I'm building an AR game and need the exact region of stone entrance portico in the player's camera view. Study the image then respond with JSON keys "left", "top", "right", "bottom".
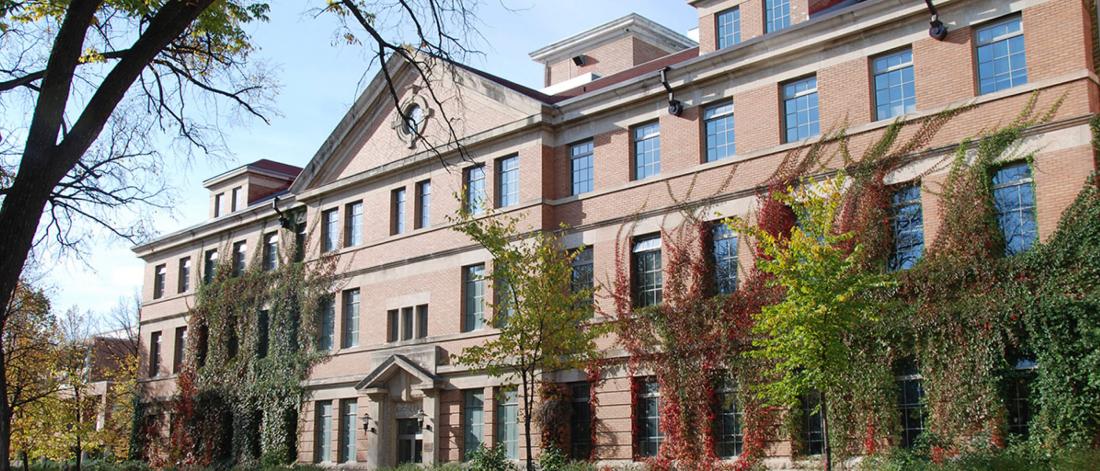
{"left": 354, "top": 348, "right": 444, "bottom": 467}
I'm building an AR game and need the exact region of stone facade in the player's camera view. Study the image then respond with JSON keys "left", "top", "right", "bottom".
{"left": 133, "top": 0, "right": 1100, "bottom": 468}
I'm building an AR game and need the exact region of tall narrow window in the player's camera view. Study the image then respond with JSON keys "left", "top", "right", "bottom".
{"left": 889, "top": 185, "right": 924, "bottom": 271}
{"left": 714, "top": 379, "right": 743, "bottom": 458}
{"left": 569, "top": 382, "right": 592, "bottom": 460}
{"left": 339, "top": 399, "right": 358, "bottom": 463}
{"left": 294, "top": 219, "right": 307, "bottom": 263}
{"left": 716, "top": 8, "right": 741, "bottom": 49}
{"left": 897, "top": 376, "right": 926, "bottom": 448}
{"left": 783, "top": 76, "right": 820, "bottom": 143}
{"left": 315, "top": 400, "right": 333, "bottom": 463}
{"left": 765, "top": 0, "right": 791, "bottom": 33}
{"left": 149, "top": 331, "right": 162, "bottom": 377}
{"left": 463, "top": 264, "right": 486, "bottom": 332}
{"left": 341, "top": 289, "right": 360, "bottom": 348}
{"left": 213, "top": 193, "right": 224, "bottom": 218}
{"left": 632, "top": 122, "right": 661, "bottom": 180}
{"left": 873, "top": 49, "right": 916, "bottom": 120}
{"left": 256, "top": 310, "right": 269, "bottom": 359}
{"left": 1006, "top": 359, "right": 1036, "bottom": 437}
{"left": 262, "top": 232, "right": 278, "bottom": 271}
{"left": 387, "top": 309, "right": 399, "bottom": 343}
{"left": 318, "top": 298, "right": 335, "bottom": 352}
{"left": 232, "top": 241, "right": 247, "bottom": 276}
{"left": 633, "top": 236, "right": 663, "bottom": 307}
{"left": 571, "top": 247, "right": 594, "bottom": 309}
{"left": 713, "top": 224, "right": 739, "bottom": 294}
{"left": 704, "top": 101, "right": 735, "bottom": 162}
{"left": 178, "top": 257, "right": 191, "bottom": 293}
{"left": 231, "top": 186, "right": 242, "bottom": 212}
{"left": 153, "top": 264, "right": 166, "bottom": 299}
{"left": 801, "top": 392, "right": 825, "bottom": 455}
{"left": 203, "top": 249, "right": 218, "bottom": 284}
{"left": 494, "top": 277, "right": 513, "bottom": 327}
{"left": 464, "top": 165, "right": 486, "bottom": 216}
{"left": 637, "top": 378, "right": 662, "bottom": 457}
{"left": 391, "top": 188, "right": 407, "bottom": 235}
{"left": 172, "top": 326, "right": 187, "bottom": 374}
{"left": 322, "top": 208, "right": 339, "bottom": 253}
{"left": 415, "top": 180, "right": 431, "bottom": 229}
{"left": 976, "top": 16, "right": 1027, "bottom": 95}
{"left": 496, "top": 155, "right": 519, "bottom": 208}
{"left": 345, "top": 201, "right": 363, "bottom": 247}
{"left": 496, "top": 389, "right": 519, "bottom": 459}
{"left": 462, "top": 390, "right": 484, "bottom": 459}
{"left": 401, "top": 306, "right": 414, "bottom": 341}
{"left": 416, "top": 305, "right": 429, "bottom": 339}
{"left": 570, "top": 140, "right": 594, "bottom": 196}
{"left": 993, "top": 162, "right": 1037, "bottom": 255}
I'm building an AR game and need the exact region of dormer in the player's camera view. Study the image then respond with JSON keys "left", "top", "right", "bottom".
{"left": 203, "top": 159, "right": 302, "bottom": 219}
{"left": 529, "top": 13, "right": 696, "bottom": 93}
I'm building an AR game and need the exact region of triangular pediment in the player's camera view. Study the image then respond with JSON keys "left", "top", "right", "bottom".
{"left": 289, "top": 54, "right": 549, "bottom": 194}
{"left": 355, "top": 354, "right": 441, "bottom": 392}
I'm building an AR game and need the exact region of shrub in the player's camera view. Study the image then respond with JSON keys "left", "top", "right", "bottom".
{"left": 466, "top": 445, "right": 517, "bottom": 471}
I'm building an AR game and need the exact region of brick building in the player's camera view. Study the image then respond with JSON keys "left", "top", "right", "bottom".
{"left": 133, "top": 0, "right": 1100, "bottom": 467}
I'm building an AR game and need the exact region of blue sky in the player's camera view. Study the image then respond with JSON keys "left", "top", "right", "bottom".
{"left": 47, "top": 0, "right": 699, "bottom": 319}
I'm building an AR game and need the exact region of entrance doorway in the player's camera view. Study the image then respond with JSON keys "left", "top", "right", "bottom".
{"left": 396, "top": 418, "right": 423, "bottom": 463}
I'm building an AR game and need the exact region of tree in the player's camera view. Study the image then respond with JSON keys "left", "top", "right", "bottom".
{"left": 3, "top": 279, "right": 61, "bottom": 469}
{"left": 451, "top": 208, "right": 606, "bottom": 471}
{"left": 729, "top": 175, "right": 889, "bottom": 471}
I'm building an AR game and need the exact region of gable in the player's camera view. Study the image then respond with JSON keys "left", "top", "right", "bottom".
{"left": 292, "top": 56, "right": 547, "bottom": 192}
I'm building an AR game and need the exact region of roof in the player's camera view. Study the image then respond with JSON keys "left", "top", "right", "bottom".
{"left": 202, "top": 158, "right": 303, "bottom": 188}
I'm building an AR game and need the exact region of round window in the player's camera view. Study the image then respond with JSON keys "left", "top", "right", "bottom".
{"left": 403, "top": 104, "right": 424, "bottom": 135}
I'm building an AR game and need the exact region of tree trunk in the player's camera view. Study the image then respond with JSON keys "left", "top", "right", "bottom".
{"left": 19, "top": 451, "right": 27, "bottom": 471}
{"left": 522, "top": 371, "right": 534, "bottom": 471}
{"left": 0, "top": 339, "right": 11, "bottom": 471}
{"left": 821, "top": 391, "right": 832, "bottom": 471}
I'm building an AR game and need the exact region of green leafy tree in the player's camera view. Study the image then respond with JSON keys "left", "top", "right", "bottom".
{"left": 730, "top": 174, "right": 890, "bottom": 471}
{"left": 451, "top": 207, "right": 606, "bottom": 471}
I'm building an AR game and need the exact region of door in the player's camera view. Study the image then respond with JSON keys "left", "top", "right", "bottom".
{"left": 396, "top": 418, "right": 423, "bottom": 463}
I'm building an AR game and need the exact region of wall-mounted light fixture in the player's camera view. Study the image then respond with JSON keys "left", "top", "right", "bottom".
{"left": 924, "top": 0, "right": 948, "bottom": 40}
{"left": 415, "top": 409, "right": 432, "bottom": 432}
{"left": 659, "top": 66, "right": 683, "bottom": 116}
{"left": 360, "top": 411, "right": 375, "bottom": 434}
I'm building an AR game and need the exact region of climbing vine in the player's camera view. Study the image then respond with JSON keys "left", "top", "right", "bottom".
{"left": 147, "top": 218, "right": 339, "bottom": 467}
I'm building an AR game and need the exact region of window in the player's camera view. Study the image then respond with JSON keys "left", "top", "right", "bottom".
{"left": 231, "top": 186, "right": 242, "bottom": 212}
{"left": 462, "top": 390, "right": 484, "bottom": 459}
{"left": 149, "top": 331, "right": 162, "bottom": 377}
{"left": 496, "top": 155, "right": 519, "bottom": 208}
{"left": 178, "top": 257, "right": 191, "bottom": 293}
{"left": 636, "top": 378, "right": 662, "bottom": 457}
{"left": 783, "top": 76, "right": 820, "bottom": 143}
{"left": 386, "top": 304, "right": 429, "bottom": 342}
{"left": 339, "top": 399, "right": 357, "bottom": 463}
{"left": 464, "top": 165, "right": 487, "bottom": 216}
{"left": 496, "top": 388, "right": 519, "bottom": 459}
{"left": 387, "top": 309, "right": 399, "bottom": 343}
{"left": 256, "top": 310, "right": 269, "bottom": 359}
{"left": 322, "top": 209, "right": 339, "bottom": 252}
{"left": 1005, "top": 359, "right": 1036, "bottom": 437}
{"left": 765, "top": 0, "right": 791, "bottom": 33}
{"left": 896, "top": 363, "right": 926, "bottom": 448}
{"left": 153, "top": 264, "right": 166, "bottom": 299}
{"left": 214, "top": 193, "right": 224, "bottom": 217}
{"left": 401, "top": 306, "right": 414, "bottom": 341}
{"left": 203, "top": 249, "right": 218, "bottom": 284}
{"left": 993, "top": 162, "right": 1037, "bottom": 255}
{"left": 571, "top": 247, "right": 594, "bottom": 309}
{"left": 294, "top": 219, "right": 307, "bottom": 263}
{"left": 402, "top": 104, "right": 424, "bottom": 136}
{"left": 319, "top": 298, "right": 335, "bottom": 351}
{"left": 262, "top": 232, "right": 278, "bottom": 271}
{"left": 391, "top": 188, "right": 406, "bottom": 235}
{"left": 173, "top": 326, "right": 187, "bottom": 374}
{"left": 232, "top": 241, "right": 247, "bottom": 276}
{"left": 315, "top": 400, "right": 333, "bottom": 463}
{"left": 714, "top": 379, "right": 743, "bottom": 458}
{"left": 415, "top": 180, "right": 431, "bottom": 229}
{"left": 801, "top": 392, "right": 825, "bottom": 455}
{"left": 976, "top": 16, "right": 1027, "bottom": 95}
{"left": 704, "top": 101, "right": 735, "bottom": 162}
{"left": 569, "top": 382, "right": 592, "bottom": 460}
{"left": 416, "top": 305, "right": 429, "bottom": 339}
{"left": 345, "top": 201, "right": 363, "bottom": 247}
{"left": 633, "top": 236, "right": 662, "bottom": 308}
{"left": 341, "top": 289, "right": 360, "bottom": 348}
{"left": 494, "top": 277, "right": 513, "bottom": 327}
{"left": 570, "top": 140, "right": 594, "bottom": 196}
{"left": 716, "top": 8, "right": 741, "bottom": 49}
{"left": 889, "top": 185, "right": 924, "bottom": 271}
{"left": 713, "top": 224, "right": 739, "bottom": 294}
{"left": 463, "top": 264, "right": 486, "bottom": 332}
{"left": 873, "top": 49, "right": 916, "bottom": 120}
{"left": 633, "top": 122, "right": 661, "bottom": 180}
